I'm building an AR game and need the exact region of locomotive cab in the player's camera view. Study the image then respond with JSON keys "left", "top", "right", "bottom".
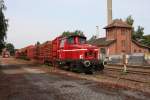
{"left": 58, "top": 34, "right": 104, "bottom": 74}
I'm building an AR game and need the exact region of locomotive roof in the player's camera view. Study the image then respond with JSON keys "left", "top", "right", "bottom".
{"left": 62, "top": 34, "right": 86, "bottom": 38}
{"left": 61, "top": 31, "right": 86, "bottom": 38}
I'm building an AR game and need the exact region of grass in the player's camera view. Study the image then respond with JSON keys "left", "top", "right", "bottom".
{"left": 19, "top": 56, "right": 30, "bottom": 61}
{"left": 120, "top": 71, "right": 129, "bottom": 75}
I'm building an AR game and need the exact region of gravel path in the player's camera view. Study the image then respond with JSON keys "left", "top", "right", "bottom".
{"left": 0, "top": 58, "right": 149, "bottom": 100}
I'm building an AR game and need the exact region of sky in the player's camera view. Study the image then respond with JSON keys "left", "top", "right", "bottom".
{"left": 4, "top": 0, "right": 150, "bottom": 48}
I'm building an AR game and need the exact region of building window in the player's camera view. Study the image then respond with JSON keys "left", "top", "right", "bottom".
{"left": 122, "top": 50, "right": 125, "bottom": 53}
{"left": 121, "top": 29, "right": 127, "bottom": 35}
{"left": 100, "top": 48, "right": 106, "bottom": 54}
{"left": 121, "top": 29, "right": 128, "bottom": 35}
{"left": 134, "top": 49, "right": 137, "bottom": 53}
{"left": 121, "top": 40, "right": 126, "bottom": 48}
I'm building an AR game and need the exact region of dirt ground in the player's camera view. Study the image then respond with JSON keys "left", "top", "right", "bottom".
{"left": 0, "top": 58, "right": 150, "bottom": 100}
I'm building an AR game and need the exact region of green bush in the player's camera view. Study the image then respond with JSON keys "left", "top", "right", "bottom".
{"left": 19, "top": 56, "right": 30, "bottom": 61}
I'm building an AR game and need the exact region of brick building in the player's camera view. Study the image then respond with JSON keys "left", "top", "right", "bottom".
{"left": 90, "top": 19, "right": 150, "bottom": 56}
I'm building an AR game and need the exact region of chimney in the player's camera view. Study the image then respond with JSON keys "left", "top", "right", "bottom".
{"left": 107, "top": 0, "right": 112, "bottom": 24}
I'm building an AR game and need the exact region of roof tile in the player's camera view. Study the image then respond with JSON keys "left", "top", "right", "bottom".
{"left": 104, "top": 19, "right": 132, "bottom": 29}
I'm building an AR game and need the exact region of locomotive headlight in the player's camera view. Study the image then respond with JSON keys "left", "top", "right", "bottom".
{"left": 80, "top": 54, "right": 84, "bottom": 59}
{"left": 83, "top": 60, "right": 91, "bottom": 67}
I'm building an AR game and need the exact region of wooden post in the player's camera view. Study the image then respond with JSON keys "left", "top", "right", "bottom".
{"left": 123, "top": 53, "right": 127, "bottom": 73}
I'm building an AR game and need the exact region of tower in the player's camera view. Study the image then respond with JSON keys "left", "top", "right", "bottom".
{"left": 104, "top": 19, "right": 132, "bottom": 54}
{"left": 107, "top": 0, "right": 112, "bottom": 24}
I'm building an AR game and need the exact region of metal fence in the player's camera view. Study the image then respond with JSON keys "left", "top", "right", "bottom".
{"left": 107, "top": 53, "right": 150, "bottom": 66}
{"left": 145, "top": 53, "right": 150, "bottom": 65}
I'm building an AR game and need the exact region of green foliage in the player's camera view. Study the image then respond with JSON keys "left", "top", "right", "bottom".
{"left": 62, "top": 30, "right": 85, "bottom": 37}
{"left": 126, "top": 15, "right": 135, "bottom": 39}
{"left": 141, "top": 35, "right": 150, "bottom": 47}
{"left": 126, "top": 15, "right": 134, "bottom": 26}
{"left": 19, "top": 56, "right": 30, "bottom": 61}
{"left": 5, "top": 43, "right": 15, "bottom": 56}
{"left": 62, "top": 31, "right": 70, "bottom": 36}
{"left": 126, "top": 15, "right": 144, "bottom": 40}
{"left": 0, "top": 0, "right": 8, "bottom": 52}
{"left": 74, "top": 30, "right": 84, "bottom": 36}
{"left": 126, "top": 15, "right": 150, "bottom": 47}
{"left": 133, "top": 26, "right": 144, "bottom": 40}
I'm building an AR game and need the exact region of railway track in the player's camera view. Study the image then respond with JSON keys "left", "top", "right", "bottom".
{"left": 105, "top": 67, "right": 150, "bottom": 76}
{"left": 107, "top": 64, "right": 150, "bottom": 69}
{"left": 105, "top": 64, "right": 150, "bottom": 75}
{"left": 98, "top": 65, "right": 150, "bottom": 84}
{"left": 102, "top": 73, "right": 149, "bottom": 84}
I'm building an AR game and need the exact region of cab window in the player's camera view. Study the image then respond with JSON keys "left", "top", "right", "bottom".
{"left": 79, "top": 37, "right": 86, "bottom": 44}
{"left": 60, "top": 39, "right": 65, "bottom": 48}
{"left": 67, "top": 37, "right": 74, "bottom": 44}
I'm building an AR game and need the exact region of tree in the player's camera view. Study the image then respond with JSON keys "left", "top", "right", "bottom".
{"left": 62, "top": 31, "right": 70, "bottom": 36}
{"left": 126, "top": 16, "right": 150, "bottom": 47}
{"left": 35, "top": 41, "right": 40, "bottom": 58}
{"left": 5, "top": 43, "right": 15, "bottom": 56}
{"left": 126, "top": 15, "right": 136, "bottom": 40}
{"left": 35, "top": 41, "right": 40, "bottom": 45}
{"left": 141, "top": 35, "right": 150, "bottom": 47}
{"left": 0, "top": 0, "right": 8, "bottom": 52}
{"left": 134, "top": 26, "right": 144, "bottom": 41}
{"left": 74, "top": 30, "right": 84, "bottom": 36}
{"left": 126, "top": 16, "right": 144, "bottom": 40}
{"left": 126, "top": 15, "right": 134, "bottom": 26}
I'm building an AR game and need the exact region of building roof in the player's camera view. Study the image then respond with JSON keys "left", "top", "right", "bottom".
{"left": 132, "top": 40, "right": 150, "bottom": 49}
{"left": 88, "top": 38, "right": 116, "bottom": 46}
{"left": 104, "top": 19, "right": 132, "bottom": 29}
{"left": 143, "top": 34, "right": 150, "bottom": 38}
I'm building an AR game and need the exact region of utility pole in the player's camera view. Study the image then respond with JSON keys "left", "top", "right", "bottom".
{"left": 107, "top": 0, "right": 112, "bottom": 24}
{"left": 96, "top": 26, "right": 99, "bottom": 39}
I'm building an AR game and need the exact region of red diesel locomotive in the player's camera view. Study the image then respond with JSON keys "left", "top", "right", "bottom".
{"left": 16, "top": 32, "right": 104, "bottom": 74}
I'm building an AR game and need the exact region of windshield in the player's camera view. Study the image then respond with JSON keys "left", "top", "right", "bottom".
{"left": 79, "top": 37, "right": 86, "bottom": 44}
{"left": 67, "top": 36, "right": 86, "bottom": 44}
{"left": 67, "top": 37, "right": 74, "bottom": 44}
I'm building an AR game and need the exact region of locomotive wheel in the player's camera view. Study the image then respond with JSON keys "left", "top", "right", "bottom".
{"left": 100, "top": 63, "right": 104, "bottom": 70}
{"left": 70, "top": 63, "right": 75, "bottom": 71}
{"left": 84, "top": 67, "right": 93, "bottom": 74}
{"left": 70, "top": 62, "right": 84, "bottom": 73}
{"left": 98, "top": 63, "right": 104, "bottom": 71}
{"left": 94, "top": 63, "right": 104, "bottom": 71}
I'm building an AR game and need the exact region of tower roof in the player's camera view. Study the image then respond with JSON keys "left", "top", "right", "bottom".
{"left": 104, "top": 19, "right": 132, "bottom": 29}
